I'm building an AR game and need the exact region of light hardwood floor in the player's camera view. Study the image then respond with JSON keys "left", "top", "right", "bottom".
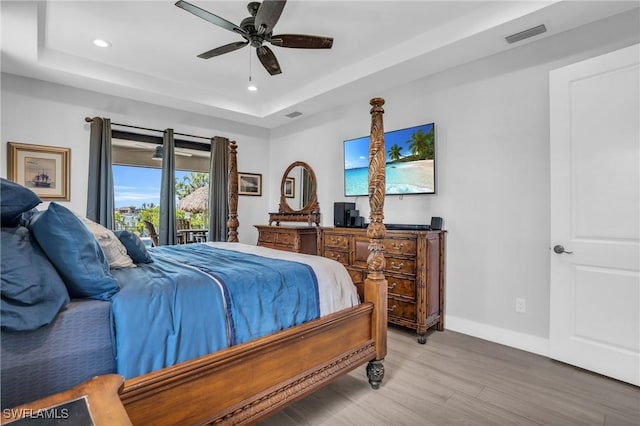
{"left": 260, "top": 326, "right": 639, "bottom": 426}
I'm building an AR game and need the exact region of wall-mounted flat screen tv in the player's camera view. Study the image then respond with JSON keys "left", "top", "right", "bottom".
{"left": 343, "top": 122, "right": 435, "bottom": 197}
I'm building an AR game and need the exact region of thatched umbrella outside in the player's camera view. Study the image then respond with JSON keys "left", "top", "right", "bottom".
{"left": 178, "top": 186, "right": 209, "bottom": 226}
{"left": 178, "top": 186, "right": 209, "bottom": 212}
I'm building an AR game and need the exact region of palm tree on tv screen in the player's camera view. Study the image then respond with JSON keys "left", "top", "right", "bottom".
{"left": 388, "top": 144, "right": 403, "bottom": 162}
{"left": 407, "top": 128, "right": 435, "bottom": 160}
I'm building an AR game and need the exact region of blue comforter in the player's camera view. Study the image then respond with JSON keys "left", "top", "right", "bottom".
{"left": 111, "top": 244, "right": 319, "bottom": 379}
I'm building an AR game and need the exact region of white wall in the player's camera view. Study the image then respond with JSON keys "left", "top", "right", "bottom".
{"left": 270, "top": 10, "right": 640, "bottom": 350}
{"left": 0, "top": 75, "right": 270, "bottom": 244}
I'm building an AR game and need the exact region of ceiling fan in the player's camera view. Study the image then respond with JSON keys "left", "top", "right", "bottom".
{"left": 124, "top": 142, "right": 194, "bottom": 159}
{"left": 175, "top": 0, "right": 333, "bottom": 76}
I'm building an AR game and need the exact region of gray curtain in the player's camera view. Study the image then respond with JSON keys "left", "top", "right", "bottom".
{"left": 208, "top": 136, "right": 229, "bottom": 242}
{"left": 159, "top": 129, "right": 176, "bottom": 245}
{"left": 86, "top": 117, "right": 114, "bottom": 228}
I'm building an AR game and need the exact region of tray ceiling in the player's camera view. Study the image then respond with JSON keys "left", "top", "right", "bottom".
{"left": 2, "top": 1, "right": 638, "bottom": 128}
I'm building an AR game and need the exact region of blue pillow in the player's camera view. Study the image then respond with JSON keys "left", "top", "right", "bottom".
{"left": 28, "top": 203, "right": 119, "bottom": 300}
{"left": 1, "top": 226, "right": 70, "bottom": 331}
{"left": 114, "top": 230, "right": 153, "bottom": 264}
{"left": 0, "top": 178, "right": 41, "bottom": 227}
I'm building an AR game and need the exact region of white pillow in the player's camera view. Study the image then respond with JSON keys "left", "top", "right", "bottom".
{"left": 78, "top": 216, "right": 135, "bottom": 269}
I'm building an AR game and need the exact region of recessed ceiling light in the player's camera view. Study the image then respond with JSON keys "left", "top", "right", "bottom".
{"left": 92, "top": 39, "right": 111, "bottom": 48}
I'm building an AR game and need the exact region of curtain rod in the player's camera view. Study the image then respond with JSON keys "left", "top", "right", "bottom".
{"left": 84, "top": 117, "right": 212, "bottom": 141}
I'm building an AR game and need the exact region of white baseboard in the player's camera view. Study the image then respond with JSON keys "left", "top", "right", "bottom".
{"left": 445, "top": 315, "right": 550, "bottom": 358}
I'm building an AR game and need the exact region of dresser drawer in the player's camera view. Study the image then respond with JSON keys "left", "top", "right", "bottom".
{"left": 275, "top": 232, "right": 295, "bottom": 247}
{"left": 258, "top": 231, "right": 277, "bottom": 244}
{"left": 323, "top": 234, "right": 350, "bottom": 250}
{"left": 388, "top": 297, "right": 416, "bottom": 322}
{"left": 323, "top": 249, "right": 349, "bottom": 266}
{"left": 386, "top": 275, "right": 415, "bottom": 299}
{"left": 386, "top": 257, "right": 416, "bottom": 275}
{"left": 384, "top": 238, "right": 417, "bottom": 256}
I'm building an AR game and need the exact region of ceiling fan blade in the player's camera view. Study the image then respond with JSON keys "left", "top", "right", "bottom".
{"left": 254, "top": 0, "right": 286, "bottom": 35}
{"left": 270, "top": 34, "right": 333, "bottom": 49}
{"left": 257, "top": 46, "right": 282, "bottom": 76}
{"left": 175, "top": 0, "right": 247, "bottom": 36}
{"left": 197, "top": 41, "right": 249, "bottom": 59}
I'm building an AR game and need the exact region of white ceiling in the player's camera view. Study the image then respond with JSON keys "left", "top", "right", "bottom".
{"left": 2, "top": 1, "right": 638, "bottom": 129}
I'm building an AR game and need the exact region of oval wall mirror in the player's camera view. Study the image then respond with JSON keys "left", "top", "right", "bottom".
{"left": 278, "top": 161, "right": 319, "bottom": 214}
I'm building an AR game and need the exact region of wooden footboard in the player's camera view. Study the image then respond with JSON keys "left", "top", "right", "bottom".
{"left": 121, "top": 304, "right": 376, "bottom": 425}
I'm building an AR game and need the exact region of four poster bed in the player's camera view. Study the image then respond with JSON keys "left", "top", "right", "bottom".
{"left": 1, "top": 98, "right": 389, "bottom": 425}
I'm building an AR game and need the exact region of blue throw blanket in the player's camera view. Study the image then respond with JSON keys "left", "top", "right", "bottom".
{"left": 111, "top": 244, "right": 319, "bottom": 379}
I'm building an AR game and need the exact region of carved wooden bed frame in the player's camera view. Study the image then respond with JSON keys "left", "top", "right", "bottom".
{"left": 118, "top": 98, "right": 389, "bottom": 425}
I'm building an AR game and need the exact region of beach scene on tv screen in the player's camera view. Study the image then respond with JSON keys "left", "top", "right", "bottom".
{"left": 344, "top": 123, "right": 435, "bottom": 196}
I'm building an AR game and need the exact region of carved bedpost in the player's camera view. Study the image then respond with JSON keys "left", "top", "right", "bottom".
{"left": 227, "top": 141, "right": 239, "bottom": 243}
{"left": 365, "top": 97, "right": 388, "bottom": 389}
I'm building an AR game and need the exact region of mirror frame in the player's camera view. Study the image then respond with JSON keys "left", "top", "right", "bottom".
{"left": 278, "top": 161, "right": 319, "bottom": 214}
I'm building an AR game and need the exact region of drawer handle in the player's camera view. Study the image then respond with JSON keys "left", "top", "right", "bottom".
{"left": 388, "top": 304, "right": 397, "bottom": 312}
{"left": 330, "top": 237, "right": 340, "bottom": 244}
{"left": 391, "top": 242, "right": 405, "bottom": 250}
{"left": 331, "top": 254, "right": 341, "bottom": 261}
{"left": 390, "top": 262, "right": 404, "bottom": 271}
{"left": 389, "top": 282, "right": 397, "bottom": 290}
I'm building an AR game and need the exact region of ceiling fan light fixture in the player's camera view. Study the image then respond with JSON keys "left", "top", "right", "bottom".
{"left": 92, "top": 39, "right": 111, "bottom": 48}
{"left": 247, "top": 76, "right": 258, "bottom": 91}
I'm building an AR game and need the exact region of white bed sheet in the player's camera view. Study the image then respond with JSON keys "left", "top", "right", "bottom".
{"left": 206, "top": 242, "right": 360, "bottom": 316}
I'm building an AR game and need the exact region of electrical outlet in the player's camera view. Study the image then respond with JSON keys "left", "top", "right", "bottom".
{"left": 516, "top": 297, "right": 526, "bottom": 313}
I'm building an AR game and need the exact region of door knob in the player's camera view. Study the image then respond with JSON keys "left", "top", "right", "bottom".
{"left": 553, "top": 245, "right": 573, "bottom": 254}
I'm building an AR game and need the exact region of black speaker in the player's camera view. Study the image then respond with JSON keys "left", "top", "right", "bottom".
{"left": 430, "top": 216, "right": 443, "bottom": 230}
{"left": 334, "top": 202, "right": 356, "bottom": 227}
{"left": 347, "top": 209, "right": 360, "bottom": 227}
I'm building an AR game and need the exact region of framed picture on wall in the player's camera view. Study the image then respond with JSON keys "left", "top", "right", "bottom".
{"left": 7, "top": 142, "right": 71, "bottom": 201}
{"left": 238, "top": 172, "right": 262, "bottom": 196}
{"left": 284, "top": 177, "right": 295, "bottom": 198}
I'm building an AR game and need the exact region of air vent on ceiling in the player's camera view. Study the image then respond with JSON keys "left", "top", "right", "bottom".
{"left": 505, "top": 24, "right": 547, "bottom": 44}
{"left": 286, "top": 111, "right": 303, "bottom": 118}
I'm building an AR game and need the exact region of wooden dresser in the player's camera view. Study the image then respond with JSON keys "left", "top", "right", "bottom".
{"left": 255, "top": 225, "right": 318, "bottom": 255}
{"left": 318, "top": 227, "right": 446, "bottom": 343}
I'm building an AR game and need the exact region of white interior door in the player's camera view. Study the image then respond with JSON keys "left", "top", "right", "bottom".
{"left": 549, "top": 44, "right": 640, "bottom": 386}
